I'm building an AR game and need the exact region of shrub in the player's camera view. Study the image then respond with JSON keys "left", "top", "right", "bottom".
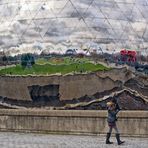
{"left": 21, "top": 53, "right": 35, "bottom": 68}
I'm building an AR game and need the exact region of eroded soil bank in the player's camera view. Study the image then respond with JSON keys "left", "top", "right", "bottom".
{"left": 0, "top": 68, "right": 147, "bottom": 110}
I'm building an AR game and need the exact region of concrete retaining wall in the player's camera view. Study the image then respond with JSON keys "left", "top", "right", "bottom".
{"left": 0, "top": 110, "right": 147, "bottom": 137}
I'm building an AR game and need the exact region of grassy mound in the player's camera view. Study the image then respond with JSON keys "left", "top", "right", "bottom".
{"left": 0, "top": 57, "right": 110, "bottom": 75}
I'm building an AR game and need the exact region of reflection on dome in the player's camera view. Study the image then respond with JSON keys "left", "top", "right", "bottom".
{"left": 0, "top": 0, "right": 147, "bottom": 55}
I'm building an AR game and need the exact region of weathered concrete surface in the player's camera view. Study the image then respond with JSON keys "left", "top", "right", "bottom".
{"left": 0, "top": 110, "right": 147, "bottom": 137}
{"left": 0, "top": 68, "right": 132, "bottom": 101}
{"left": 0, "top": 132, "right": 147, "bottom": 148}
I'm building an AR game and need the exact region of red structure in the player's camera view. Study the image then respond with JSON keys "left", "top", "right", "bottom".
{"left": 120, "top": 49, "right": 137, "bottom": 63}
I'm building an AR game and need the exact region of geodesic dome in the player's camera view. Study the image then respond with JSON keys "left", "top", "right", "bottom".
{"left": 0, "top": 0, "right": 148, "bottom": 55}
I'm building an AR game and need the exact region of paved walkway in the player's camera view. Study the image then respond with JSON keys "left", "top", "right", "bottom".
{"left": 0, "top": 132, "right": 147, "bottom": 148}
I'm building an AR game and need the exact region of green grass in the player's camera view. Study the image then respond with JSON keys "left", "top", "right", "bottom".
{"left": 36, "top": 57, "right": 91, "bottom": 65}
{"left": 0, "top": 57, "right": 111, "bottom": 76}
{"left": 36, "top": 58, "right": 48, "bottom": 65}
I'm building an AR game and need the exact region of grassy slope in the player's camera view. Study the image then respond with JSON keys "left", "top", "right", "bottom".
{"left": 0, "top": 58, "right": 110, "bottom": 75}
{"left": 36, "top": 57, "right": 91, "bottom": 65}
{"left": 0, "top": 63, "right": 109, "bottom": 75}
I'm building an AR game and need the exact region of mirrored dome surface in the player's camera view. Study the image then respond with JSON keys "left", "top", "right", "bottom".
{"left": 0, "top": 0, "right": 148, "bottom": 54}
